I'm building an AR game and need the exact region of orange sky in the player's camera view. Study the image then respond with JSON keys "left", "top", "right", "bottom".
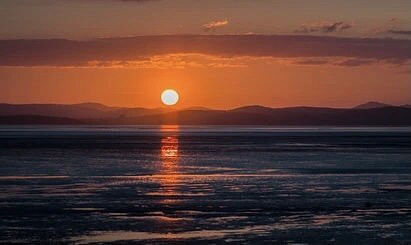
{"left": 0, "top": 58, "right": 409, "bottom": 109}
{"left": 0, "top": 0, "right": 410, "bottom": 108}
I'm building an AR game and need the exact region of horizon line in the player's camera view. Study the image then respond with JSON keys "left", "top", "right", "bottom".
{"left": 0, "top": 101, "right": 410, "bottom": 110}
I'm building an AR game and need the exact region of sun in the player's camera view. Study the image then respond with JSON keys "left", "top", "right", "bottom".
{"left": 161, "top": 89, "right": 179, "bottom": 106}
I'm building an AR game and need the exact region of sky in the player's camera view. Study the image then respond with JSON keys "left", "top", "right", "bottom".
{"left": 0, "top": 0, "right": 410, "bottom": 109}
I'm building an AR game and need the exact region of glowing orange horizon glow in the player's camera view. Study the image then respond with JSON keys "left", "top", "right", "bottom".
{"left": 0, "top": 59, "right": 409, "bottom": 109}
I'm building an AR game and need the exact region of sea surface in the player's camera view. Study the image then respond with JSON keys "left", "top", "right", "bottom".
{"left": 0, "top": 126, "right": 410, "bottom": 244}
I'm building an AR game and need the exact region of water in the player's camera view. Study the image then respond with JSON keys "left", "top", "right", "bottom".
{"left": 0, "top": 126, "right": 410, "bottom": 244}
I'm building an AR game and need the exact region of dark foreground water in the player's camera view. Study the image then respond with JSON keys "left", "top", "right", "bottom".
{"left": 0, "top": 126, "right": 410, "bottom": 244}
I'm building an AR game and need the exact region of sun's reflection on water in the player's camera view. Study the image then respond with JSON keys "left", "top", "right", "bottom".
{"left": 158, "top": 126, "right": 181, "bottom": 203}
{"left": 161, "top": 136, "right": 179, "bottom": 166}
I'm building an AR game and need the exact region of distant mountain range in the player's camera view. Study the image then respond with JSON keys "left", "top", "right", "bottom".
{"left": 0, "top": 102, "right": 410, "bottom": 126}
{"left": 353, "top": 101, "right": 392, "bottom": 109}
{"left": 352, "top": 101, "right": 411, "bottom": 110}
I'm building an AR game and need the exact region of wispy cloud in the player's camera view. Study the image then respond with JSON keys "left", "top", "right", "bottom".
{"left": 387, "top": 30, "right": 411, "bottom": 35}
{"left": 87, "top": 53, "right": 247, "bottom": 69}
{"left": 334, "top": 58, "right": 376, "bottom": 67}
{"left": 293, "top": 59, "right": 330, "bottom": 65}
{"left": 296, "top": 21, "right": 353, "bottom": 33}
{"left": 370, "top": 18, "right": 411, "bottom": 37}
{"left": 202, "top": 20, "right": 228, "bottom": 32}
{"left": 291, "top": 57, "right": 408, "bottom": 67}
{"left": 69, "top": 55, "right": 409, "bottom": 69}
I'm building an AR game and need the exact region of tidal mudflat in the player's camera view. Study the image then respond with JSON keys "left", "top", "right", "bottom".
{"left": 0, "top": 126, "right": 410, "bottom": 244}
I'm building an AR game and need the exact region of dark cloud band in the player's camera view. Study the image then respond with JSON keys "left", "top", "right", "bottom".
{"left": 388, "top": 30, "right": 411, "bottom": 35}
{"left": 295, "top": 22, "right": 353, "bottom": 33}
{"left": 0, "top": 35, "right": 409, "bottom": 67}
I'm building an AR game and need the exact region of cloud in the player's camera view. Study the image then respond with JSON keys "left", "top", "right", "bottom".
{"left": 202, "top": 20, "right": 228, "bottom": 32}
{"left": 290, "top": 57, "right": 410, "bottom": 67}
{"left": 334, "top": 58, "right": 376, "bottom": 67}
{"left": 296, "top": 21, "right": 353, "bottom": 33}
{"left": 388, "top": 30, "right": 411, "bottom": 35}
{"left": 371, "top": 18, "right": 411, "bottom": 37}
{"left": 86, "top": 53, "right": 247, "bottom": 69}
{"left": 0, "top": 35, "right": 409, "bottom": 67}
{"left": 79, "top": 55, "right": 408, "bottom": 69}
{"left": 294, "top": 59, "right": 330, "bottom": 65}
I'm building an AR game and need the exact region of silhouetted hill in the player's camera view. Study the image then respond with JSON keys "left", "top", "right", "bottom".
{"left": 0, "top": 115, "right": 81, "bottom": 125}
{"left": 0, "top": 103, "right": 411, "bottom": 125}
{"left": 231, "top": 105, "right": 274, "bottom": 114}
{"left": 107, "top": 107, "right": 171, "bottom": 118}
{"left": 0, "top": 103, "right": 168, "bottom": 119}
{"left": 184, "top": 106, "right": 212, "bottom": 111}
{"left": 0, "top": 103, "right": 111, "bottom": 119}
{"left": 73, "top": 102, "right": 117, "bottom": 111}
{"left": 354, "top": 101, "right": 392, "bottom": 109}
{"left": 98, "top": 106, "right": 411, "bottom": 126}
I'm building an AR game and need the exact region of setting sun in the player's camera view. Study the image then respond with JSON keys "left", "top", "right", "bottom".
{"left": 161, "top": 89, "right": 179, "bottom": 106}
